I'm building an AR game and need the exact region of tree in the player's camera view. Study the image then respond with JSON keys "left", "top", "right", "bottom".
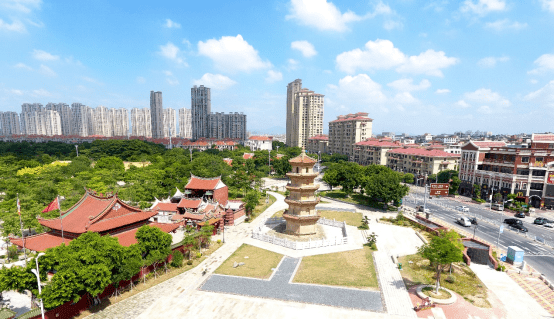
{"left": 493, "top": 193, "right": 503, "bottom": 203}
{"left": 418, "top": 233, "right": 464, "bottom": 294}
{"left": 364, "top": 170, "right": 409, "bottom": 206}
{"left": 244, "top": 191, "right": 260, "bottom": 217}
{"left": 95, "top": 156, "right": 125, "bottom": 171}
{"left": 135, "top": 225, "right": 172, "bottom": 275}
{"left": 403, "top": 173, "right": 415, "bottom": 184}
{"left": 473, "top": 184, "right": 481, "bottom": 199}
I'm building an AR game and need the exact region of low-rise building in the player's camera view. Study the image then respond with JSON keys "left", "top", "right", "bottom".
{"left": 245, "top": 135, "right": 273, "bottom": 151}
{"left": 306, "top": 134, "right": 329, "bottom": 154}
{"left": 353, "top": 139, "right": 416, "bottom": 166}
{"left": 328, "top": 112, "right": 372, "bottom": 160}
{"left": 386, "top": 148, "right": 460, "bottom": 177}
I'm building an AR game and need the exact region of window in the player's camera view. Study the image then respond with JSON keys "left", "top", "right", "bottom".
{"left": 521, "top": 157, "right": 529, "bottom": 163}
{"left": 536, "top": 157, "right": 544, "bottom": 162}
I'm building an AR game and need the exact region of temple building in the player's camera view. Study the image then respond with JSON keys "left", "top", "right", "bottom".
{"left": 10, "top": 190, "right": 179, "bottom": 252}
{"left": 283, "top": 150, "right": 320, "bottom": 235}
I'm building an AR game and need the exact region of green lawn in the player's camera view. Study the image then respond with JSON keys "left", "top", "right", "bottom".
{"left": 319, "top": 190, "right": 398, "bottom": 211}
{"left": 247, "top": 194, "right": 276, "bottom": 222}
{"left": 398, "top": 254, "right": 491, "bottom": 308}
{"left": 293, "top": 246, "right": 378, "bottom": 289}
{"left": 272, "top": 209, "right": 285, "bottom": 218}
{"left": 318, "top": 210, "right": 363, "bottom": 226}
{"left": 215, "top": 244, "right": 283, "bottom": 279}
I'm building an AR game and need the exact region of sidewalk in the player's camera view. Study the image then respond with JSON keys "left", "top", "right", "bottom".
{"left": 470, "top": 264, "right": 551, "bottom": 319}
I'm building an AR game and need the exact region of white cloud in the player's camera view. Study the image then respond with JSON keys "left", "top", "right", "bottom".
{"left": 436, "top": 89, "right": 451, "bottom": 94}
{"left": 82, "top": 76, "right": 103, "bottom": 85}
{"left": 10, "top": 89, "right": 23, "bottom": 95}
{"left": 166, "top": 78, "right": 179, "bottom": 86}
{"left": 477, "top": 105, "right": 493, "bottom": 114}
{"left": 460, "top": 0, "right": 506, "bottom": 16}
{"left": 157, "top": 42, "right": 187, "bottom": 66}
{"left": 387, "top": 78, "right": 430, "bottom": 91}
{"left": 164, "top": 19, "right": 181, "bottom": 29}
{"left": 287, "top": 59, "right": 299, "bottom": 71}
{"left": 327, "top": 74, "right": 387, "bottom": 105}
{"left": 540, "top": 0, "right": 554, "bottom": 12}
{"left": 39, "top": 64, "right": 56, "bottom": 77}
{"left": 32, "top": 49, "right": 59, "bottom": 61}
{"left": 530, "top": 79, "right": 538, "bottom": 84}
{"left": 286, "top": 0, "right": 392, "bottom": 32}
{"left": 198, "top": 34, "right": 271, "bottom": 73}
{"left": 32, "top": 88, "right": 51, "bottom": 97}
{"left": 396, "top": 50, "right": 459, "bottom": 77}
{"left": 528, "top": 54, "right": 554, "bottom": 74}
{"left": 393, "top": 92, "right": 418, "bottom": 104}
{"left": 524, "top": 80, "right": 554, "bottom": 107}
{"left": 266, "top": 70, "right": 283, "bottom": 83}
{"left": 1, "top": 0, "right": 42, "bottom": 14}
{"left": 477, "top": 56, "right": 509, "bottom": 68}
{"left": 383, "top": 20, "right": 403, "bottom": 30}
{"left": 163, "top": 70, "right": 173, "bottom": 76}
{"left": 193, "top": 73, "right": 237, "bottom": 90}
{"left": 182, "top": 39, "right": 192, "bottom": 49}
{"left": 485, "top": 19, "right": 527, "bottom": 31}
{"left": 463, "top": 88, "right": 510, "bottom": 113}
{"left": 136, "top": 76, "right": 146, "bottom": 84}
{"left": 455, "top": 100, "right": 471, "bottom": 108}
{"left": 336, "top": 40, "right": 457, "bottom": 76}
{"left": 336, "top": 39, "right": 406, "bottom": 73}
{"left": 0, "top": 18, "right": 26, "bottom": 32}
{"left": 14, "top": 62, "right": 32, "bottom": 70}
{"left": 291, "top": 40, "right": 317, "bottom": 57}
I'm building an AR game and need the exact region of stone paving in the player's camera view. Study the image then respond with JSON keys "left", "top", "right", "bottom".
{"left": 508, "top": 272, "right": 554, "bottom": 316}
{"left": 199, "top": 256, "right": 383, "bottom": 312}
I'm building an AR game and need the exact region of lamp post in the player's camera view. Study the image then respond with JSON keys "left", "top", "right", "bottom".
{"left": 31, "top": 253, "right": 45, "bottom": 319}
{"left": 75, "top": 145, "right": 79, "bottom": 157}
{"left": 189, "top": 148, "right": 192, "bottom": 162}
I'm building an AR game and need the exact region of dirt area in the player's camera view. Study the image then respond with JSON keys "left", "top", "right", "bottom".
{"left": 422, "top": 287, "right": 451, "bottom": 299}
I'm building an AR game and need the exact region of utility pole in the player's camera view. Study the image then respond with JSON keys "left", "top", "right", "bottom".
{"left": 75, "top": 145, "right": 79, "bottom": 157}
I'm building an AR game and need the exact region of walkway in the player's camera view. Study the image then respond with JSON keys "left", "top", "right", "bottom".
{"left": 200, "top": 256, "right": 383, "bottom": 311}
{"left": 470, "top": 264, "right": 551, "bottom": 319}
{"left": 508, "top": 272, "right": 554, "bottom": 316}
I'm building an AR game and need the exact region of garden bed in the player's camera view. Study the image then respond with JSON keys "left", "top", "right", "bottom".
{"left": 215, "top": 244, "right": 283, "bottom": 279}
{"left": 318, "top": 191, "right": 398, "bottom": 211}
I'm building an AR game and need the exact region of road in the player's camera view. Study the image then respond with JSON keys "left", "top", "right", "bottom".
{"left": 403, "top": 191, "right": 554, "bottom": 283}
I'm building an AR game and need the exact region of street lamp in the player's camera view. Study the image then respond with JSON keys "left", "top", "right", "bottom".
{"left": 189, "top": 148, "right": 192, "bottom": 162}
{"left": 31, "top": 253, "right": 45, "bottom": 319}
{"left": 75, "top": 145, "right": 79, "bottom": 157}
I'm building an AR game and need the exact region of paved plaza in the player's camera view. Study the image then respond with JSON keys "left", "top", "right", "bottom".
{"left": 200, "top": 256, "right": 384, "bottom": 312}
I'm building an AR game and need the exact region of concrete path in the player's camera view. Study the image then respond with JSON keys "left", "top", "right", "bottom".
{"left": 470, "top": 264, "right": 551, "bottom": 319}
{"left": 200, "top": 256, "right": 383, "bottom": 312}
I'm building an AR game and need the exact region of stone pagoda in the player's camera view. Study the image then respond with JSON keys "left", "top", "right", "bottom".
{"left": 283, "top": 149, "right": 320, "bottom": 235}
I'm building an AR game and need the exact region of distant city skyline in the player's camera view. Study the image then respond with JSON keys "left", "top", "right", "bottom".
{"left": 2, "top": 1, "right": 554, "bottom": 134}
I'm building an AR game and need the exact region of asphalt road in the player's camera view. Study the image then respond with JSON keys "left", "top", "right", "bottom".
{"left": 403, "top": 192, "right": 554, "bottom": 283}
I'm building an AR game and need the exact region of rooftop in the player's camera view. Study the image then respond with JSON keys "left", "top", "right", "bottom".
{"left": 387, "top": 147, "right": 460, "bottom": 158}
{"left": 184, "top": 174, "right": 226, "bottom": 191}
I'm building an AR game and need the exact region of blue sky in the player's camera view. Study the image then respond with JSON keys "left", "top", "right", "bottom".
{"left": 1, "top": 0, "right": 554, "bottom": 135}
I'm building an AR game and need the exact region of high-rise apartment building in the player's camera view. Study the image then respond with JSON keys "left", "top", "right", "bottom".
{"left": 71, "top": 103, "right": 90, "bottom": 136}
{"left": 286, "top": 79, "right": 302, "bottom": 146}
{"left": 20, "top": 103, "right": 43, "bottom": 135}
{"left": 131, "top": 108, "right": 152, "bottom": 137}
{"left": 191, "top": 85, "right": 211, "bottom": 140}
{"left": 0, "top": 112, "right": 21, "bottom": 136}
{"left": 207, "top": 112, "right": 247, "bottom": 140}
{"left": 285, "top": 80, "right": 324, "bottom": 148}
{"left": 150, "top": 91, "right": 164, "bottom": 139}
{"left": 328, "top": 112, "right": 373, "bottom": 159}
{"left": 45, "top": 103, "right": 71, "bottom": 135}
{"left": 178, "top": 108, "right": 192, "bottom": 138}
{"left": 163, "top": 108, "right": 177, "bottom": 138}
{"left": 94, "top": 106, "right": 113, "bottom": 137}
{"left": 111, "top": 108, "right": 128, "bottom": 136}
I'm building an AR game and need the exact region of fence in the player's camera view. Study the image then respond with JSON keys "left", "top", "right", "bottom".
{"left": 253, "top": 217, "right": 349, "bottom": 250}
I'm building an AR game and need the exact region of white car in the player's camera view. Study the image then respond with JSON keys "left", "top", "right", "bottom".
{"left": 457, "top": 216, "right": 471, "bottom": 227}
{"left": 544, "top": 223, "right": 554, "bottom": 228}
{"left": 456, "top": 206, "right": 469, "bottom": 212}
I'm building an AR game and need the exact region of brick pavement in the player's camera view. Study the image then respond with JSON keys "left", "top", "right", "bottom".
{"left": 508, "top": 272, "right": 554, "bottom": 316}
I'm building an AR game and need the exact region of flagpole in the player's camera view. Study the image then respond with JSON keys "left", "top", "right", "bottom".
{"left": 17, "top": 194, "right": 27, "bottom": 266}
{"left": 57, "top": 195, "right": 64, "bottom": 243}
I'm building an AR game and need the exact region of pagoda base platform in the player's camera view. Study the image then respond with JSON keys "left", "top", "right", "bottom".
{"left": 282, "top": 213, "right": 321, "bottom": 236}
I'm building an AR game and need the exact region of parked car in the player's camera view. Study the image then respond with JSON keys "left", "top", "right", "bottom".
{"left": 515, "top": 212, "right": 526, "bottom": 218}
{"left": 511, "top": 223, "right": 528, "bottom": 232}
{"left": 456, "top": 206, "right": 469, "bottom": 212}
{"left": 491, "top": 203, "right": 504, "bottom": 211}
{"left": 544, "top": 223, "right": 554, "bottom": 228}
{"left": 457, "top": 216, "right": 472, "bottom": 227}
{"left": 504, "top": 218, "right": 523, "bottom": 226}
{"left": 416, "top": 206, "right": 430, "bottom": 214}
{"left": 469, "top": 217, "right": 478, "bottom": 225}
{"left": 534, "top": 217, "right": 552, "bottom": 225}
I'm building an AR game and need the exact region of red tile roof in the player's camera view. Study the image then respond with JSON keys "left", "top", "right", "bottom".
{"left": 38, "top": 192, "right": 153, "bottom": 234}
{"left": 177, "top": 198, "right": 202, "bottom": 209}
{"left": 471, "top": 141, "right": 507, "bottom": 148}
{"left": 289, "top": 152, "right": 317, "bottom": 164}
{"left": 113, "top": 223, "right": 178, "bottom": 246}
{"left": 184, "top": 175, "right": 221, "bottom": 190}
{"left": 248, "top": 136, "right": 273, "bottom": 141}
{"left": 329, "top": 113, "right": 372, "bottom": 123}
{"left": 532, "top": 134, "right": 554, "bottom": 142}
{"left": 308, "top": 134, "right": 329, "bottom": 141}
{"left": 387, "top": 148, "right": 460, "bottom": 158}
{"left": 181, "top": 212, "right": 206, "bottom": 220}
{"left": 10, "top": 232, "right": 71, "bottom": 252}
{"left": 151, "top": 203, "right": 179, "bottom": 212}
{"left": 355, "top": 139, "right": 402, "bottom": 147}
{"left": 223, "top": 158, "right": 233, "bottom": 166}
{"left": 243, "top": 153, "right": 254, "bottom": 160}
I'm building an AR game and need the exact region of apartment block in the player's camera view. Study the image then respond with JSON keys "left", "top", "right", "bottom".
{"left": 285, "top": 79, "right": 324, "bottom": 148}
{"left": 111, "top": 108, "right": 129, "bottom": 137}
{"left": 45, "top": 103, "right": 71, "bottom": 135}
{"left": 94, "top": 106, "right": 113, "bottom": 137}
{"left": 131, "top": 108, "right": 152, "bottom": 137}
{"left": 386, "top": 148, "right": 460, "bottom": 177}
{"left": 328, "top": 112, "right": 372, "bottom": 159}
{"left": 306, "top": 135, "right": 329, "bottom": 155}
{"left": 178, "top": 108, "right": 192, "bottom": 138}
{"left": 0, "top": 112, "right": 21, "bottom": 136}
{"left": 191, "top": 85, "right": 211, "bottom": 140}
{"left": 163, "top": 108, "right": 177, "bottom": 138}
{"left": 150, "top": 91, "right": 164, "bottom": 138}
{"left": 71, "top": 103, "right": 90, "bottom": 137}
{"left": 207, "top": 112, "right": 247, "bottom": 140}
{"left": 353, "top": 139, "right": 408, "bottom": 166}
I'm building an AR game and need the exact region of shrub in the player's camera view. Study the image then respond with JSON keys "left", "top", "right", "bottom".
{"left": 186, "top": 260, "right": 193, "bottom": 265}
{"left": 358, "top": 223, "right": 369, "bottom": 230}
{"left": 170, "top": 251, "right": 184, "bottom": 268}
{"left": 496, "top": 265, "right": 506, "bottom": 272}
{"left": 217, "top": 239, "right": 222, "bottom": 244}
{"left": 446, "top": 275, "right": 455, "bottom": 283}
{"left": 7, "top": 246, "right": 18, "bottom": 260}
{"left": 196, "top": 252, "right": 202, "bottom": 259}
{"left": 370, "top": 243, "right": 378, "bottom": 250}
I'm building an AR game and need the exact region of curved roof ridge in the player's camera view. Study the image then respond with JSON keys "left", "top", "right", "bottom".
{"left": 190, "top": 173, "right": 222, "bottom": 181}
